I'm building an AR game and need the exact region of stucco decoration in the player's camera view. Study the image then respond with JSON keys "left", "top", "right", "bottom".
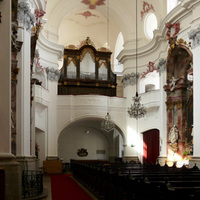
{"left": 81, "top": 0, "right": 106, "bottom": 9}
{"left": 121, "top": 73, "right": 139, "bottom": 88}
{"left": 157, "top": 58, "right": 166, "bottom": 72}
{"left": 141, "top": 1, "right": 155, "bottom": 20}
{"left": 17, "top": 2, "right": 35, "bottom": 32}
{"left": 46, "top": 67, "right": 60, "bottom": 82}
{"left": 165, "top": 22, "right": 180, "bottom": 39}
{"left": 34, "top": 49, "right": 44, "bottom": 73}
{"left": 141, "top": 62, "right": 159, "bottom": 79}
{"left": 188, "top": 25, "right": 200, "bottom": 49}
{"left": 34, "top": 9, "right": 46, "bottom": 25}
{"left": 76, "top": 11, "right": 99, "bottom": 19}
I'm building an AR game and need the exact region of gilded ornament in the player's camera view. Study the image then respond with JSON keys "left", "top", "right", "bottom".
{"left": 166, "top": 102, "right": 174, "bottom": 110}
{"left": 175, "top": 100, "right": 185, "bottom": 110}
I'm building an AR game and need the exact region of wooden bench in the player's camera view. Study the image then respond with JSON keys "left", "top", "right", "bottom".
{"left": 71, "top": 161, "right": 200, "bottom": 200}
{"left": 0, "top": 168, "right": 5, "bottom": 200}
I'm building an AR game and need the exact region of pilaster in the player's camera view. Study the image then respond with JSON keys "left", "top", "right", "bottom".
{"left": 157, "top": 58, "right": 167, "bottom": 159}
{"left": 0, "top": 1, "right": 22, "bottom": 199}
{"left": 188, "top": 25, "right": 200, "bottom": 167}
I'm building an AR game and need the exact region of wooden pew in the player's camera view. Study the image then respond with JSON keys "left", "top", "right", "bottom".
{"left": 71, "top": 160, "right": 200, "bottom": 200}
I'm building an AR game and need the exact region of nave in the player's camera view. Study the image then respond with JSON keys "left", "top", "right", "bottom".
{"left": 42, "top": 168, "right": 98, "bottom": 200}
{"left": 40, "top": 160, "right": 200, "bottom": 200}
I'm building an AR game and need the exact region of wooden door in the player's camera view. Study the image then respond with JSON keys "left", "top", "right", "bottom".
{"left": 143, "top": 129, "right": 159, "bottom": 165}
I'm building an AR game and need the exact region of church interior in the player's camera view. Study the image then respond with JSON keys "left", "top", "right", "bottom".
{"left": 1, "top": 0, "right": 200, "bottom": 199}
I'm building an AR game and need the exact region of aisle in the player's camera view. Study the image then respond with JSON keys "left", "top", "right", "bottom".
{"left": 51, "top": 174, "right": 95, "bottom": 200}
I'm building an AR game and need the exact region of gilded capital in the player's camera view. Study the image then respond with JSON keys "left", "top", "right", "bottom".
{"left": 166, "top": 102, "right": 174, "bottom": 110}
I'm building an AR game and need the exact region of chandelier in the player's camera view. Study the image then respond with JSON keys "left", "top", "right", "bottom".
{"left": 101, "top": 0, "right": 115, "bottom": 132}
{"left": 127, "top": 0, "right": 146, "bottom": 119}
{"left": 101, "top": 112, "right": 115, "bottom": 132}
{"left": 128, "top": 92, "right": 146, "bottom": 119}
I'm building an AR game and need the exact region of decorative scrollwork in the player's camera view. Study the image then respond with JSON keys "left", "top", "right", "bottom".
{"left": 121, "top": 73, "right": 139, "bottom": 88}
{"left": 17, "top": 2, "right": 35, "bottom": 32}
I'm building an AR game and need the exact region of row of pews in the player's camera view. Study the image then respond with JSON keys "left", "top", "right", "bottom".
{"left": 71, "top": 160, "right": 200, "bottom": 200}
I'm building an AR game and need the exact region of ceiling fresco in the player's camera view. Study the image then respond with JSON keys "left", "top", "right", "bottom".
{"left": 76, "top": 10, "right": 99, "bottom": 19}
{"left": 81, "top": 0, "right": 106, "bottom": 9}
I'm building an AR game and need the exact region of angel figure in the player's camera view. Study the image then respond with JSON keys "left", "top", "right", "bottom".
{"left": 170, "top": 77, "right": 179, "bottom": 91}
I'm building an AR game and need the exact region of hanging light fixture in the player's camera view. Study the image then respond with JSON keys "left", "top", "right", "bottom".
{"left": 127, "top": 0, "right": 146, "bottom": 119}
{"left": 101, "top": 112, "right": 115, "bottom": 132}
{"left": 101, "top": 0, "right": 115, "bottom": 132}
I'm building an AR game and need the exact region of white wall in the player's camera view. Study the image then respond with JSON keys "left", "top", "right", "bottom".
{"left": 58, "top": 126, "right": 109, "bottom": 163}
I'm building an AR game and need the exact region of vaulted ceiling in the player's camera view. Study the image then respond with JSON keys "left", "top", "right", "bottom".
{"left": 43, "top": 0, "right": 167, "bottom": 58}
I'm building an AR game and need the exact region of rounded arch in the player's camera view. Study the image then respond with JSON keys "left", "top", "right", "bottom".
{"left": 166, "top": 43, "right": 193, "bottom": 84}
{"left": 58, "top": 115, "right": 126, "bottom": 143}
{"left": 57, "top": 116, "right": 126, "bottom": 163}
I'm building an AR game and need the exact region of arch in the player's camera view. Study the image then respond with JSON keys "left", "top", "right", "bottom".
{"left": 166, "top": 43, "right": 193, "bottom": 85}
{"left": 140, "top": 70, "right": 160, "bottom": 94}
{"left": 58, "top": 116, "right": 126, "bottom": 143}
{"left": 57, "top": 116, "right": 126, "bottom": 163}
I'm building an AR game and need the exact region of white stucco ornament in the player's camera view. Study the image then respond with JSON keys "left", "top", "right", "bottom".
{"left": 46, "top": 67, "right": 60, "bottom": 82}
{"left": 17, "top": 2, "right": 35, "bottom": 32}
{"left": 188, "top": 25, "right": 200, "bottom": 48}
{"left": 157, "top": 58, "right": 166, "bottom": 71}
{"left": 121, "top": 73, "right": 139, "bottom": 88}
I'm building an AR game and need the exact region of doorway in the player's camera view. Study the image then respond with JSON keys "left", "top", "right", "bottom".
{"left": 143, "top": 129, "right": 159, "bottom": 165}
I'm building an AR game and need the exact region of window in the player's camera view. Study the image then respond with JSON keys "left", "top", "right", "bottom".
{"left": 167, "top": 0, "right": 180, "bottom": 14}
{"left": 144, "top": 13, "right": 158, "bottom": 40}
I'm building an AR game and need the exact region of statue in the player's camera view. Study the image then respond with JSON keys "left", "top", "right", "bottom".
{"left": 169, "top": 77, "right": 179, "bottom": 91}
{"left": 169, "top": 125, "right": 179, "bottom": 152}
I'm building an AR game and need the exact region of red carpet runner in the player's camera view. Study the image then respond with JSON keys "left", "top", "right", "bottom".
{"left": 51, "top": 174, "right": 94, "bottom": 200}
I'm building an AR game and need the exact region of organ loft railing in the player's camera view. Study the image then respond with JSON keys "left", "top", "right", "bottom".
{"left": 58, "top": 37, "right": 117, "bottom": 96}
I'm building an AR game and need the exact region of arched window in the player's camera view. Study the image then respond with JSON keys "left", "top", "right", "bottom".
{"left": 167, "top": 0, "right": 180, "bottom": 14}
{"left": 114, "top": 32, "right": 124, "bottom": 74}
{"left": 144, "top": 13, "right": 158, "bottom": 40}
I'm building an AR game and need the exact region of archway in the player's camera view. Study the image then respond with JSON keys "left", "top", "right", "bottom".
{"left": 58, "top": 117, "right": 125, "bottom": 163}
{"left": 143, "top": 129, "right": 159, "bottom": 165}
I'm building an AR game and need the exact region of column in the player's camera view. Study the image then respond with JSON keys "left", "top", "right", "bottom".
{"left": 0, "top": 0, "right": 21, "bottom": 199}
{"left": 16, "top": 1, "right": 36, "bottom": 170}
{"left": 121, "top": 73, "right": 140, "bottom": 163}
{"left": 188, "top": 26, "right": 200, "bottom": 168}
{"left": 157, "top": 58, "right": 168, "bottom": 166}
{"left": 46, "top": 68, "right": 60, "bottom": 160}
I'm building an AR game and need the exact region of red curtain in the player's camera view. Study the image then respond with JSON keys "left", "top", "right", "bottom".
{"left": 143, "top": 129, "right": 159, "bottom": 165}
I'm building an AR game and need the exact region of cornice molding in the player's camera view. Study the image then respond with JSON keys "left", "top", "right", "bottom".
{"left": 38, "top": 32, "right": 64, "bottom": 60}
{"left": 118, "top": 0, "right": 199, "bottom": 65}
